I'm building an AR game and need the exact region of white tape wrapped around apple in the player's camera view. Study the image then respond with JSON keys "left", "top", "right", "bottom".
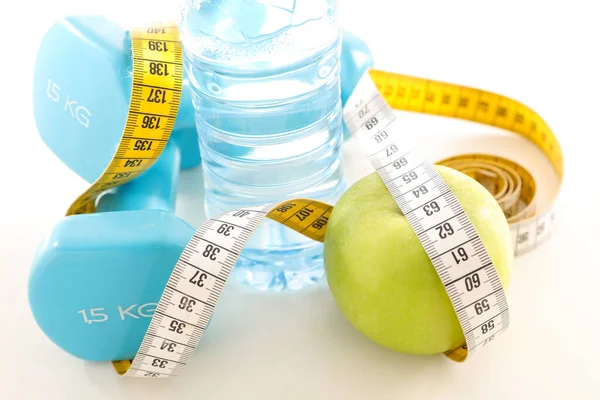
{"left": 324, "top": 165, "right": 513, "bottom": 354}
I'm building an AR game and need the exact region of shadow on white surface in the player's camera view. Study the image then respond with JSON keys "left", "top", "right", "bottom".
{"left": 80, "top": 280, "right": 455, "bottom": 399}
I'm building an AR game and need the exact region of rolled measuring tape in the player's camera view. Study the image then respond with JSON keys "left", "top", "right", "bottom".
{"left": 366, "top": 69, "right": 563, "bottom": 256}
{"left": 46, "top": 24, "right": 562, "bottom": 377}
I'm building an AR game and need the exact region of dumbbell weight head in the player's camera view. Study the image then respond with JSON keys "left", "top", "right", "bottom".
{"left": 33, "top": 15, "right": 201, "bottom": 183}
{"left": 29, "top": 143, "right": 196, "bottom": 361}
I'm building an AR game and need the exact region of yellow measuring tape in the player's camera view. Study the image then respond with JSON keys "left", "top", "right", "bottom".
{"left": 439, "top": 155, "right": 536, "bottom": 224}
{"left": 62, "top": 24, "right": 562, "bottom": 376}
{"left": 66, "top": 24, "right": 183, "bottom": 216}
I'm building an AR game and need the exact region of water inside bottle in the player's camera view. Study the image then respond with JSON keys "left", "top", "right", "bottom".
{"left": 181, "top": 0, "right": 345, "bottom": 290}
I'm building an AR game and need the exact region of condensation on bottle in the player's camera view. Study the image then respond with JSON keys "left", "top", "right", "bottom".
{"left": 180, "top": 0, "right": 345, "bottom": 291}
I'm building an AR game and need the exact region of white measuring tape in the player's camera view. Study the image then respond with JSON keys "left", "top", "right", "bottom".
{"left": 112, "top": 70, "right": 521, "bottom": 377}
{"left": 112, "top": 201, "right": 336, "bottom": 377}
{"left": 113, "top": 204, "right": 273, "bottom": 377}
{"left": 343, "top": 74, "right": 510, "bottom": 362}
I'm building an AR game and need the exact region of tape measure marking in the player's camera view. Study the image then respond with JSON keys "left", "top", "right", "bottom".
{"left": 438, "top": 155, "right": 537, "bottom": 224}
{"left": 66, "top": 25, "right": 183, "bottom": 216}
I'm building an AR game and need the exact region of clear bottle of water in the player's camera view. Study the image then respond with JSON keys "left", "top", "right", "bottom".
{"left": 180, "top": 0, "right": 345, "bottom": 291}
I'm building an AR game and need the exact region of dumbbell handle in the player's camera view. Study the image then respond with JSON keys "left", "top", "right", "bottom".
{"left": 96, "top": 141, "right": 180, "bottom": 213}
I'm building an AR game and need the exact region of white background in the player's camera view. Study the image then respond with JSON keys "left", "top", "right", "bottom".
{"left": 1, "top": 0, "right": 599, "bottom": 399}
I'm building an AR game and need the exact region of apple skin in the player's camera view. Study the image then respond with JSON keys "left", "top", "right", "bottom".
{"left": 324, "top": 165, "right": 513, "bottom": 355}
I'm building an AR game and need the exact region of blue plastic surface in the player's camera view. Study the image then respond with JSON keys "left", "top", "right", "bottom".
{"left": 341, "top": 30, "right": 374, "bottom": 139}
{"left": 29, "top": 142, "right": 195, "bottom": 361}
{"left": 341, "top": 30, "right": 375, "bottom": 107}
{"left": 96, "top": 142, "right": 181, "bottom": 213}
{"left": 29, "top": 211, "right": 194, "bottom": 361}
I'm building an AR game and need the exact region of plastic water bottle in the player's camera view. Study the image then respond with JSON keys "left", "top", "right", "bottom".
{"left": 180, "top": 0, "right": 345, "bottom": 291}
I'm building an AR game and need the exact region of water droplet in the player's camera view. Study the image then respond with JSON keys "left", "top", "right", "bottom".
{"left": 327, "top": 0, "right": 336, "bottom": 16}
{"left": 204, "top": 72, "right": 222, "bottom": 94}
{"left": 319, "top": 65, "right": 331, "bottom": 78}
{"left": 209, "top": 83, "right": 220, "bottom": 93}
{"left": 318, "top": 54, "right": 336, "bottom": 78}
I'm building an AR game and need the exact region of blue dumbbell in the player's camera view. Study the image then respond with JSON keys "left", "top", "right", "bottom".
{"left": 33, "top": 15, "right": 201, "bottom": 182}
{"left": 29, "top": 15, "right": 373, "bottom": 362}
{"left": 30, "top": 15, "right": 199, "bottom": 361}
{"left": 29, "top": 141, "right": 198, "bottom": 361}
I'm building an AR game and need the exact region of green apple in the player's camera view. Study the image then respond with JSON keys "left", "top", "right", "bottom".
{"left": 324, "top": 165, "right": 513, "bottom": 354}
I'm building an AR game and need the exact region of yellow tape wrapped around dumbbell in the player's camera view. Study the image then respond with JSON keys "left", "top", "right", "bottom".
{"left": 66, "top": 24, "right": 183, "bottom": 216}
